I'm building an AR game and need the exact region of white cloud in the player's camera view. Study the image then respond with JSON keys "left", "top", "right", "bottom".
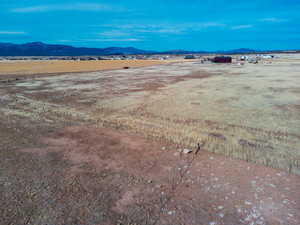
{"left": 196, "top": 22, "right": 225, "bottom": 28}
{"left": 137, "top": 28, "right": 184, "bottom": 34}
{"left": 57, "top": 40, "right": 75, "bottom": 43}
{"left": 260, "top": 17, "right": 287, "bottom": 23}
{"left": 0, "top": 31, "right": 26, "bottom": 34}
{"left": 12, "top": 3, "right": 123, "bottom": 13}
{"left": 231, "top": 25, "right": 253, "bottom": 30}
{"left": 57, "top": 38, "right": 142, "bottom": 43}
{"left": 95, "top": 22, "right": 225, "bottom": 36}
{"left": 84, "top": 38, "right": 141, "bottom": 42}
{"left": 12, "top": 6, "right": 49, "bottom": 13}
{"left": 98, "top": 30, "right": 131, "bottom": 37}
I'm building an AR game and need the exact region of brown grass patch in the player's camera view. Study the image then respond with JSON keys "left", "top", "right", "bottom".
{"left": 0, "top": 60, "right": 170, "bottom": 76}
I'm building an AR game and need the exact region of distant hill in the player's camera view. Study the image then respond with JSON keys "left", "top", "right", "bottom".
{"left": 0, "top": 42, "right": 297, "bottom": 56}
{"left": 0, "top": 42, "right": 155, "bottom": 56}
{"left": 217, "top": 48, "right": 257, "bottom": 54}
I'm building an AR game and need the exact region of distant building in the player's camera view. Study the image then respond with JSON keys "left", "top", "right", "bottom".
{"left": 240, "top": 55, "right": 249, "bottom": 61}
{"left": 212, "top": 56, "right": 232, "bottom": 63}
{"left": 184, "top": 55, "right": 196, "bottom": 59}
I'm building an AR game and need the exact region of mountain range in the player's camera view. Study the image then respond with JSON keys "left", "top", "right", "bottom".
{"left": 0, "top": 42, "right": 156, "bottom": 56}
{"left": 0, "top": 42, "right": 297, "bottom": 56}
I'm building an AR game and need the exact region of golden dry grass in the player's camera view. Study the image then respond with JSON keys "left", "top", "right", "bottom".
{"left": 0, "top": 60, "right": 171, "bottom": 75}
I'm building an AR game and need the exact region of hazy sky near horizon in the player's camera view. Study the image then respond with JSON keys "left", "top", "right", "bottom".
{"left": 1, "top": 0, "right": 300, "bottom": 51}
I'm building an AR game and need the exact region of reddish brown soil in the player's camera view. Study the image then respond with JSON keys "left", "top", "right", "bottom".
{"left": 12, "top": 125, "right": 300, "bottom": 225}
{"left": 115, "top": 70, "right": 215, "bottom": 94}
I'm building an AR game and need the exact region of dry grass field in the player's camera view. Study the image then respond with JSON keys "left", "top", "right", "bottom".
{"left": 0, "top": 59, "right": 171, "bottom": 75}
{"left": 1, "top": 55, "right": 299, "bottom": 225}
{"left": 2, "top": 55, "right": 298, "bottom": 173}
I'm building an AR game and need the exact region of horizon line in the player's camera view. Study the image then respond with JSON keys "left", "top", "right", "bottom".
{"left": 0, "top": 41, "right": 299, "bottom": 53}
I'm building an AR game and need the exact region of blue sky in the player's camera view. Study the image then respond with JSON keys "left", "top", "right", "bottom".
{"left": 1, "top": 0, "right": 300, "bottom": 51}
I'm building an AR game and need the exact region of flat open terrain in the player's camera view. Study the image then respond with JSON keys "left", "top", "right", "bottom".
{"left": 1, "top": 55, "right": 299, "bottom": 225}
{"left": 0, "top": 59, "right": 172, "bottom": 75}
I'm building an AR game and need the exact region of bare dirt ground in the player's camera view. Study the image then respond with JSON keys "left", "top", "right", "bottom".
{"left": 0, "top": 55, "right": 300, "bottom": 225}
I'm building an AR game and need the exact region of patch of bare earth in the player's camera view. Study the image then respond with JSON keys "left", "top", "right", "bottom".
{"left": 5, "top": 125, "right": 299, "bottom": 225}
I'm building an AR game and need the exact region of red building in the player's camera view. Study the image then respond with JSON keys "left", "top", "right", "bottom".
{"left": 212, "top": 56, "right": 232, "bottom": 63}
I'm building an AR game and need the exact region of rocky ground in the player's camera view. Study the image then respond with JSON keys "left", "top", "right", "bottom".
{"left": 1, "top": 122, "right": 299, "bottom": 225}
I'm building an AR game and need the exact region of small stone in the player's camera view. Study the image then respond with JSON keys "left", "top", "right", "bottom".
{"left": 174, "top": 152, "right": 180, "bottom": 156}
{"left": 283, "top": 199, "right": 289, "bottom": 204}
{"left": 167, "top": 210, "right": 175, "bottom": 215}
{"left": 269, "top": 183, "right": 276, "bottom": 188}
{"left": 161, "top": 146, "right": 166, "bottom": 150}
{"left": 147, "top": 180, "right": 153, "bottom": 184}
{"left": 183, "top": 148, "right": 192, "bottom": 154}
